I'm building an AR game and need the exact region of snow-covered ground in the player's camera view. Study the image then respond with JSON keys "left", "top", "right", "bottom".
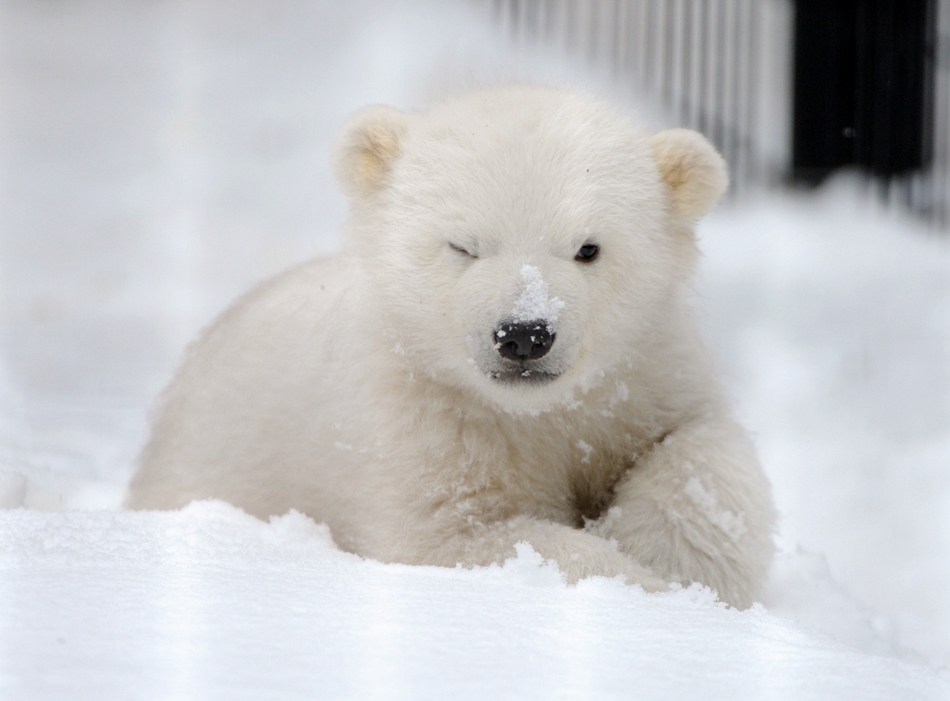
{"left": 1, "top": 1, "right": 948, "bottom": 698}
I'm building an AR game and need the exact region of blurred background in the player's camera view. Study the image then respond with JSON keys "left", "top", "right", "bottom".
{"left": 0, "top": 0, "right": 948, "bottom": 666}
{"left": 492, "top": 0, "right": 950, "bottom": 222}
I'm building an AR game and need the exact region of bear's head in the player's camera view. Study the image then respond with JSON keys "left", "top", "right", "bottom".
{"left": 333, "top": 85, "right": 726, "bottom": 414}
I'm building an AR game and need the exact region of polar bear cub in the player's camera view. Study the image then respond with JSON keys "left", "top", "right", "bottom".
{"left": 126, "top": 85, "right": 775, "bottom": 608}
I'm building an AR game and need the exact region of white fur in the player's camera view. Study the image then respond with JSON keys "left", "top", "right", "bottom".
{"left": 126, "top": 85, "right": 774, "bottom": 609}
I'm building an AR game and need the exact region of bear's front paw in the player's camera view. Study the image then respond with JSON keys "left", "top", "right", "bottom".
{"left": 555, "top": 548, "right": 669, "bottom": 592}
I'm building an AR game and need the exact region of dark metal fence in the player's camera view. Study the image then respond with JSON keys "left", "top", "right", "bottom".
{"left": 927, "top": 0, "right": 950, "bottom": 225}
{"left": 485, "top": 0, "right": 950, "bottom": 227}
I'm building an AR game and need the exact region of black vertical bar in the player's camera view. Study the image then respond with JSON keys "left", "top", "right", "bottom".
{"left": 794, "top": 0, "right": 934, "bottom": 182}
{"left": 921, "top": 0, "right": 937, "bottom": 174}
{"left": 792, "top": 0, "right": 858, "bottom": 182}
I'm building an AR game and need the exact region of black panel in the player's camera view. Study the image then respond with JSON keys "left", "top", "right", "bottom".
{"left": 793, "top": 0, "right": 935, "bottom": 182}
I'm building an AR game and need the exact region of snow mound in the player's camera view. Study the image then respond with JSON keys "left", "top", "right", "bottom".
{"left": 2, "top": 502, "right": 948, "bottom": 700}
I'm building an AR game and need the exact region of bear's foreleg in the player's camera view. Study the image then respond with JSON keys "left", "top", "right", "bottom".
{"left": 589, "top": 419, "right": 775, "bottom": 608}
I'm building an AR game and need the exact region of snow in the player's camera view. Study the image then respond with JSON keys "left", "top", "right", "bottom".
{"left": 1, "top": 1, "right": 949, "bottom": 698}
{"left": 576, "top": 439, "right": 594, "bottom": 464}
{"left": 698, "top": 182, "right": 950, "bottom": 668}
{"left": 512, "top": 264, "right": 565, "bottom": 324}
{"left": 3, "top": 503, "right": 948, "bottom": 701}
{"left": 682, "top": 475, "right": 748, "bottom": 543}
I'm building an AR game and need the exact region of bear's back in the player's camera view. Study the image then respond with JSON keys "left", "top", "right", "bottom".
{"left": 125, "top": 253, "right": 374, "bottom": 524}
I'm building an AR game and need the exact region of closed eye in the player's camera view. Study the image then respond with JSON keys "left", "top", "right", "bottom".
{"left": 449, "top": 242, "right": 477, "bottom": 259}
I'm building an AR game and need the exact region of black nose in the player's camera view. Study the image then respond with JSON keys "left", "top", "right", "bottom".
{"left": 494, "top": 321, "right": 555, "bottom": 361}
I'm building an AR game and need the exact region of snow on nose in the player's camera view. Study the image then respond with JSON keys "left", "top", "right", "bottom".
{"left": 511, "top": 265, "right": 564, "bottom": 326}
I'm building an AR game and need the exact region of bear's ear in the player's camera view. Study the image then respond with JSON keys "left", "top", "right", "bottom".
{"left": 332, "top": 105, "right": 410, "bottom": 198}
{"left": 649, "top": 129, "right": 728, "bottom": 222}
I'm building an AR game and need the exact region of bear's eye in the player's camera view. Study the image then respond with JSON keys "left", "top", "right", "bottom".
{"left": 575, "top": 243, "right": 599, "bottom": 263}
{"left": 449, "top": 242, "right": 477, "bottom": 259}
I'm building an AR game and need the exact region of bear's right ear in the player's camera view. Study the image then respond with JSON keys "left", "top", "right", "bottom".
{"left": 332, "top": 105, "right": 410, "bottom": 199}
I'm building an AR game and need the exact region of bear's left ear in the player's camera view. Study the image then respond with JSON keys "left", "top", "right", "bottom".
{"left": 649, "top": 129, "right": 728, "bottom": 222}
{"left": 332, "top": 105, "right": 411, "bottom": 199}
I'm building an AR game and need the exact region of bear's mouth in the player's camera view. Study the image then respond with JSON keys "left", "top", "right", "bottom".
{"left": 487, "top": 367, "right": 560, "bottom": 385}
